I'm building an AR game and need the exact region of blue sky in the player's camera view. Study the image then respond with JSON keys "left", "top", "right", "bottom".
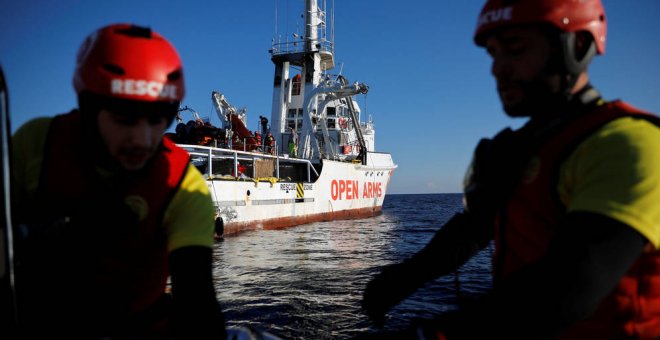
{"left": 2, "top": 1, "right": 659, "bottom": 194}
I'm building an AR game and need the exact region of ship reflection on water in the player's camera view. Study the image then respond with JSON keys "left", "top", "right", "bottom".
{"left": 212, "top": 194, "right": 493, "bottom": 339}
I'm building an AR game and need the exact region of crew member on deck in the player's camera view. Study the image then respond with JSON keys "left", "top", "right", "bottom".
{"left": 253, "top": 130, "right": 262, "bottom": 150}
{"left": 259, "top": 115, "right": 269, "bottom": 136}
{"left": 362, "top": 1, "right": 660, "bottom": 338}
{"left": 266, "top": 132, "right": 275, "bottom": 155}
{"left": 288, "top": 127, "right": 298, "bottom": 158}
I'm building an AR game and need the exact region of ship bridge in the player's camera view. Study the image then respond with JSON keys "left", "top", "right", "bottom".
{"left": 270, "top": 40, "right": 334, "bottom": 71}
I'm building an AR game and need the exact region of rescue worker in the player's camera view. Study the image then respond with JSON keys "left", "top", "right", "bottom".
{"left": 259, "top": 115, "right": 269, "bottom": 137}
{"left": 266, "top": 133, "right": 276, "bottom": 155}
{"left": 362, "top": 0, "right": 660, "bottom": 338}
{"left": 288, "top": 127, "right": 298, "bottom": 158}
{"left": 12, "top": 24, "right": 226, "bottom": 339}
{"left": 253, "top": 130, "right": 262, "bottom": 150}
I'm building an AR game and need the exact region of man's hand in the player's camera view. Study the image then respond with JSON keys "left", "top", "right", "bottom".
{"left": 362, "top": 262, "right": 416, "bottom": 327}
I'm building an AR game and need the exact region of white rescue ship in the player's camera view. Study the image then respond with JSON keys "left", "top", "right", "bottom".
{"left": 170, "top": 0, "right": 397, "bottom": 236}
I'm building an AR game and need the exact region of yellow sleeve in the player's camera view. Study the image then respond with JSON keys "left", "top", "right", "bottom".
{"left": 12, "top": 117, "right": 52, "bottom": 209}
{"left": 558, "top": 117, "right": 660, "bottom": 248}
{"left": 164, "top": 163, "right": 215, "bottom": 252}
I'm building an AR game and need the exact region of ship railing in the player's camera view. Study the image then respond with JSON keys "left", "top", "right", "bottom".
{"left": 178, "top": 144, "right": 319, "bottom": 182}
{"left": 270, "top": 39, "right": 333, "bottom": 56}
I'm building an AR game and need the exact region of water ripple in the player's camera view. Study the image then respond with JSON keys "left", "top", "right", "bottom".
{"left": 214, "top": 193, "right": 492, "bottom": 339}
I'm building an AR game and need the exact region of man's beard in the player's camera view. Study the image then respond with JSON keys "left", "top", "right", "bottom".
{"left": 500, "top": 77, "right": 565, "bottom": 118}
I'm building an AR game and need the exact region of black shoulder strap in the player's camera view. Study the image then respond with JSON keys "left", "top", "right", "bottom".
{"left": 463, "top": 126, "right": 529, "bottom": 217}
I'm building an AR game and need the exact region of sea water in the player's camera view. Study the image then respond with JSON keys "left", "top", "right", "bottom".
{"left": 213, "top": 193, "right": 493, "bottom": 339}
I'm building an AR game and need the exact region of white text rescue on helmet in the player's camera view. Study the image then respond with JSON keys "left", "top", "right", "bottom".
{"left": 478, "top": 6, "right": 513, "bottom": 27}
{"left": 111, "top": 79, "right": 178, "bottom": 100}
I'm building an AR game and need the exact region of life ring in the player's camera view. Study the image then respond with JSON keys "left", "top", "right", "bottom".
{"left": 338, "top": 117, "right": 348, "bottom": 129}
{"left": 342, "top": 145, "right": 352, "bottom": 154}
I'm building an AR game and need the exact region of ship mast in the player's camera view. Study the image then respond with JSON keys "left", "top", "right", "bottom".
{"left": 269, "top": 0, "right": 367, "bottom": 163}
{"left": 299, "top": 0, "right": 324, "bottom": 160}
{"left": 269, "top": 0, "right": 334, "bottom": 161}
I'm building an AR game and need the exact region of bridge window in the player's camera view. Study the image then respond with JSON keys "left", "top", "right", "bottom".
{"left": 291, "top": 74, "right": 301, "bottom": 96}
{"left": 287, "top": 108, "right": 303, "bottom": 130}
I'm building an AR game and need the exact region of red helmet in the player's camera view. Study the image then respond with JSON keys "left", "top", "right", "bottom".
{"left": 73, "top": 23, "right": 184, "bottom": 103}
{"left": 474, "top": 0, "right": 607, "bottom": 54}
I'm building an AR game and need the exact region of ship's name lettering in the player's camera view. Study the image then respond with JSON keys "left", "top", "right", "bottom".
{"left": 330, "top": 179, "right": 382, "bottom": 200}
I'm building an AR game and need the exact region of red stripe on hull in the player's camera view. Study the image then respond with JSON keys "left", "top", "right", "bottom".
{"left": 221, "top": 206, "right": 383, "bottom": 236}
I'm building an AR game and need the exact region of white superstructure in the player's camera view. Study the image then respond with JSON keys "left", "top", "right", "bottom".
{"left": 174, "top": 0, "right": 396, "bottom": 235}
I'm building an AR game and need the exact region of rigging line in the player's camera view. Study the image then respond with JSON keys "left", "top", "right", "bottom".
{"left": 275, "top": 0, "right": 278, "bottom": 42}
{"left": 331, "top": 0, "right": 334, "bottom": 51}
{"left": 286, "top": 0, "right": 289, "bottom": 46}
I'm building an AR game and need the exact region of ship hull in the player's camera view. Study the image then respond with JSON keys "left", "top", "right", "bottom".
{"left": 207, "top": 152, "right": 395, "bottom": 236}
{"left": 222, "top": 205, "right": 383, "bottom": 235}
